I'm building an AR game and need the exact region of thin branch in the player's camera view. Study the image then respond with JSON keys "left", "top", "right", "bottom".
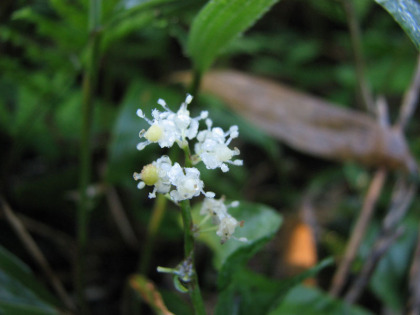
{"left": 397, "top": 54, "right": 420, "bottom": 131}
{"left": 105, "top": 186, "right": 139, "bottom": 249}
{"left": 0, "top": 197, "right": 75, "bottom": 311}
{"left": 344, "top": 179, "right": 416, "bottom": 303}
{"left": 329, "top": 168, "right": 387, "bottom": 297}
{"left": 342, "top": 0, "right": 375, "bottom": 113}
{"left": 16, "top": 214, "right": 76, "bottom": 257}
{"left": 344, "top": 226, "right": 405, "bottom": 303}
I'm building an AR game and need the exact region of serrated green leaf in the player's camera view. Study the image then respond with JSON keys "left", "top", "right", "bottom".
{"left": 0, "top": 246, "right": 61, "bottom": 315}
{"left": 374, "top": 0, "right": 420, "bottom": 50}
{"left": 187, "top": 0, "right": 281, "bottom": 74}
{"left": 193, "top": 201, "right": 282, "bottom": 289}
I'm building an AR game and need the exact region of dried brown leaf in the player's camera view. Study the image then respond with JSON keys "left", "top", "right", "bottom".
{"left": 175, "top": 70, "right": 417, "bottom": 173}
{"left": 129, "top": 274, "right": 174, "bottom": 315}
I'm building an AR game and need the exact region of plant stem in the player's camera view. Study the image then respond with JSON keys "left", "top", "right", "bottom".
{"left": 180, "top": 199, "right": 206, "bottom": 315}
{"left": 189, "top": 70, "right": 202, "bottom": 99}
{"left": 139, "top": 194, "right": 168, "bottom": 274}
{"left": 77, "top": 0, "right": 101, "bottom": 312}
{"left": 342, "top": 0, "right": 375, "bottom": 113}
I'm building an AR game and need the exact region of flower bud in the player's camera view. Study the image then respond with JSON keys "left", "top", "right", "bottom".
{"left": 144, "top": 124, "right": 163, "bottom": 142}
{"left": 141, "top": 164, "right": 159, "bottom": 186}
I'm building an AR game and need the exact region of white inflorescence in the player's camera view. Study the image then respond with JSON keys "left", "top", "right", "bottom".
{"left": 134, "top": 95, "right": 244, "bottom": 243}
{"left": 136, "top": 95, "right": 208, "bottom": 151}
{"left": 194, "top": 119, "right": 243, "bottom": 172}
{"left": 200, "top": 197, "right": 245, "bottom": 244}
{"left": 168, "top": 163, "right": 215, "bottom": 203}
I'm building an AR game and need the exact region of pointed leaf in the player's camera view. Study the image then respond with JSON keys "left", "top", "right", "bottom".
{"left": 374, "top": 0, "right": 420, "bottom": 50}
{"left": 187, "top": 0, "right": 281, "bottom": 74}
{"left": 0, "top": 246, "right": 61, "bottom": 315}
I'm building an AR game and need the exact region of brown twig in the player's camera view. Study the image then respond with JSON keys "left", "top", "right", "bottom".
{"left": 16, "top": 213, "right": 76, "bottom": 256}
{"left": 0, "top": 197, "right": 75, "bottom": 311}
{"left": 344, "top": 226, "right": 405, "bottom": 303}
{"left": 344, "top": 178, "right": 416, "bottom": 303}
{"left": 105, "top": 186, "right": 139, "bottom": 249}
{"left": 396, "top": 54, "right": 420, "bottom": 131}
{"left": 329, "top": 168, "right": 387, "bottom": 297}
{"left": 342, "top": 0, "right": 375, "bottom": 113}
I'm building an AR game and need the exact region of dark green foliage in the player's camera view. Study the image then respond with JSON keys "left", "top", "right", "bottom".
{"left": 374, "top": 0, "right": 420, "bottom": 50}
{"left": 0, "top": 246, "right": 61, "bottom": 315}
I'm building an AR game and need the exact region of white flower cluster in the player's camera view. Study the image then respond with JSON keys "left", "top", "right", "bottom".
{"left": 133, "top": 155, "right": 215, "bottom": 202}
{"left": 200, "top": 197, "right": 247, "bottom": 244}
{"left": 134, "top": 94, "right": 244, "bottom": 243}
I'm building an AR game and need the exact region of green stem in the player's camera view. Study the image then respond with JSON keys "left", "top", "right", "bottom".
{"left": 189, "top": 70, "right": 202, "bottom": 99}
{"left": 139, "top": 194, "right": 167, "bottom": 274}
{"left": 180, "top": 200, "right": 206, "bottom": 315}
{"left": 342, "top": 0, "right": 374, "bottom": 113}
{"left": 77, "top": 0, "right": 101, "bottom": 312}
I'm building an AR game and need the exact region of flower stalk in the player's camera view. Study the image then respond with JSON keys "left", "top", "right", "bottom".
{"left": 133, "top": 95, "right": 245, "bottom": 314}
{"left": 77, "top": 0, "right": 101, "bottom": 312}
{"left": 180, "top": 199, "right": 206, "bottom": 315}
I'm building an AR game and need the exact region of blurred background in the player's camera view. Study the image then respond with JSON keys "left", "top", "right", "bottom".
{"left": 0, "top": 0, "right": 419, "bottom": 314}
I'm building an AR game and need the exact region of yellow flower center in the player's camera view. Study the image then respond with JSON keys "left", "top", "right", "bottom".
{"left": 141, "top": 164, "right": 159, "bottom": 185}
{"left": 144, "top": 124, "right": 163, "bottom": 142}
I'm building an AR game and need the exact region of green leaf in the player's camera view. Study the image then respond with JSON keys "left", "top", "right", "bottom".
{"left": 160, "top": 289, "right": 193, "bottom": 315}
{"left": 193, "top": 201, "right": 282, "bottom": 289}
{"left": 214, "top": 258, "right": 333, "bottom": 315}
{"left": 269, "top": 285, "right": 372, "bottom": 315}
{"left": 187, "top": 0, "right": 281, "bottom": 74}
{"left": 369, "top": 218, "right": 417, "bottom": 310}
{"left": 374, "top": 0, "right": 420, "bottom": 50}
{"left": 102, "top": 0, "right": 199, "bottom": 52}
{"left": 0, "top": 245, "right": 61, "bottom": 315}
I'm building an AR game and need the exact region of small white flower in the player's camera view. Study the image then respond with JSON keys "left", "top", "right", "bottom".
{"left": 200, "top": 197, "right": 244, "bottom": 243}
{"left": 133, "top": 156, "right": 173, "bottom": 198}
{"left": 168, "top": 163, "right": 214, "bottom": 202}
{"left": 136, "top": 95, "right": 208, "bottom": 150}
{"left": 217, "top": 216, "right": 241, "bottom": 244}
{"left": 194, "top": 119, "right": 243, "bottom": 172}
{"left": 200, "top": 197, "right": 238, "bottom": 225}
